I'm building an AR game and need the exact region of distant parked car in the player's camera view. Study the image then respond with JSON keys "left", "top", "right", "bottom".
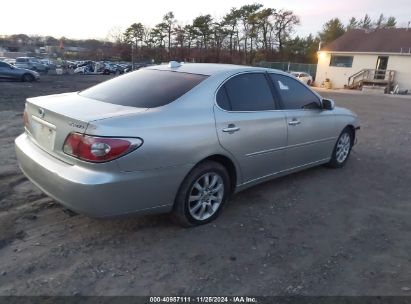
{"left": 15, "top": 57, "right": 49, "bottom": 74}
{"left": 4, "top": 58, "right": 16, "bottom": 65}
{"left": 15, "top": 62, "right": 359, "bottom": 226}
{"left": 40, "top": 58, "right": 56, "bottom": 70}
{"left": 105, "top": 63, "right": 124, "bottom": 75}
{"left": 0, "top": 57, "right": 16, "bottom": 65}
{"left": 0, "top": 61, "right": 40, "bottom": 81}
{"left": 291, "top": 72, "right": 313, "bottom": 86}
{"left": 74, "top": 61, "right": 110, "bottom": 75}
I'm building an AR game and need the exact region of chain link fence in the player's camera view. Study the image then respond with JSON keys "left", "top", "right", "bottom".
{"left": 256, "top": 61, "right": 317, "bottom": 78}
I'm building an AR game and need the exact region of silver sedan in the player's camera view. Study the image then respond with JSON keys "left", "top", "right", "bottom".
{"left": 15, "top": 62, "right": 360, "bottom": 226}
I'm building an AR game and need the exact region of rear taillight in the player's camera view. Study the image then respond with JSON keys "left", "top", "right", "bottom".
{"left": 63, "top": 133, "right": 142, "bottom": 162}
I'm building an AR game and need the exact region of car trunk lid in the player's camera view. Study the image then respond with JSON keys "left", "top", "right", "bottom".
{"left": 25, "top": 92, "right": 147, "bottom": 164}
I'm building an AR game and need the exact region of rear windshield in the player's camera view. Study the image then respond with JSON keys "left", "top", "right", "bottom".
{"left": 79, "top": 69, "right": 208, "bottom": 108}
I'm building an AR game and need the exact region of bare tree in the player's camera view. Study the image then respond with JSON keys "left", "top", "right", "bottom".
{"left": 192, "top": 14, "right": 213, "bottom": 50}
{"left": 238, "top": 3, "right": 263, "bottom": 62}
{"left": 162, "top": 12, "right": 176, "bottom": 59}
{"left": 106, "top": 26, "right": 124, "bottom": 44}
{"left": 255, "top": 8, "right": 275, "bottom": 50}
{"left": 223, "top": 8, "right": 241, "bottom": 54}
{"left": 274, "top": 9, "right": 300, "bottom": 57}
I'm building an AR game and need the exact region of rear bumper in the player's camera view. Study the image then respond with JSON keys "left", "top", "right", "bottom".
{"left": 15, "top": 133, "right": 191, "bottom": 218}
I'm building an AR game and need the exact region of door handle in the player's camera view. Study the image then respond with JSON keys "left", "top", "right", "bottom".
{"left": 222, "top": 124, "right": 240, "bottom": 133}
{"left": 288, "top": 119, "right": 301, "bottom": 126}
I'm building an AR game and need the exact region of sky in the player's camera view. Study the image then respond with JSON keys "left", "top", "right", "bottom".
{"left": 1, "top": 0, "right": 410, "bottom": 40}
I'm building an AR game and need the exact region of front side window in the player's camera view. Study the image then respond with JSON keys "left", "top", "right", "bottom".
{"left": 80, "top": 69, "right": 208, "bottom": 108}
{"left": 216, "top": 73, "right": 275, "bottom": 111}
{"left": 329, "top": 55, "right": 353, "bottom": 68}
{"left": 270, "top": 74, "right": 321, "bottom": 110}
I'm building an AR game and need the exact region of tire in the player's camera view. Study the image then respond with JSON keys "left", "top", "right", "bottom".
{"left": 172, "top": 161, "right": 230, "bottom": 227}
{"left": 22, "top": 73, "right": 35, "bottom": 82}
{"left": 327, "top": 128, "right": 353, "bottom": 168}
{"left": 307, "top": 80, "right": 312, "bottom": 86}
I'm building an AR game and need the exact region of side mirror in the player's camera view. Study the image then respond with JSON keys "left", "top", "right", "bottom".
{"left": 322, "top": 99, "right": 335, "bottom": 110}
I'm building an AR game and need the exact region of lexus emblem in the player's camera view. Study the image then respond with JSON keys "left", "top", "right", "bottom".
{"left": 38, "top": 108, "right": 45, "bottom": 118}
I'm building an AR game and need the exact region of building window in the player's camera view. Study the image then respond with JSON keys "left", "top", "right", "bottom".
{"left": 329, "top": 55, "right": 353, "bottom": 68}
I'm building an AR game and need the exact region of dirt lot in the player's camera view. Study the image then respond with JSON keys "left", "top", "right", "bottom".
{"left": 0, "top": 75, "right": 411, "bottom": 296}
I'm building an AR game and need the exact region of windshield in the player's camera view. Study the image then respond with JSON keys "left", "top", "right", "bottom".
{"left": 79, "top": 69, "right": 208, "bottom": 108}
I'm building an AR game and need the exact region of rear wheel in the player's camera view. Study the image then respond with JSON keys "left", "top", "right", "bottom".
{"left": 172, "top": 161, "right": 230, "bottom": 227}
{"left": 22, "top": 73, "right": 34, "bottom": 82}
{"left": 327, "top": 128, "right": 353, "bottom": 168}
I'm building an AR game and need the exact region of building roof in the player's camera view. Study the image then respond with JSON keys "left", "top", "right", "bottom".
{"left": 322, "top": 28, "right": 411, "bottom": 54}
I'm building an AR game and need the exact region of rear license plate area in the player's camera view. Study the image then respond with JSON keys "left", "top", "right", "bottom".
{"left": 30, "top": 116, "right": 56, "bottom": 151}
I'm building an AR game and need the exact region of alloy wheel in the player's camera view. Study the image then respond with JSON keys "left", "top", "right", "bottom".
{"left": 336, "top": 133, "right": 351, "bottom": 163}
{"left": 188, "top": 172, "right": 224, "bottom": 221}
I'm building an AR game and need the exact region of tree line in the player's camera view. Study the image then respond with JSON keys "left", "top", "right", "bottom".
{"left": 0, "top": 8, "right": 399, "bottom": 65}
{"left": 115, "top": 9, "right": 398, "bottom": 64}
{"left": 319, "top": 14, "right": 397, "bottom": 45}
{"left": 115, "top": 4, "right": 303, "bottom": 64}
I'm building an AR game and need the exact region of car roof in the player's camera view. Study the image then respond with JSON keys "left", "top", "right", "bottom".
{"left": 145, "top": 63, "right": 275, "bottom": 76}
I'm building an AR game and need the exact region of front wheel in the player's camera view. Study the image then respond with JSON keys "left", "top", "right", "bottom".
{"left": 327, "top": 128, "right": 353, "bottom": 168}
{"left": 172, "top": 161, "right": 230, "bottom": 227}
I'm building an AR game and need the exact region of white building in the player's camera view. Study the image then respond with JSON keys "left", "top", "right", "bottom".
{"left": 316, "top": 28, "right": 411, "bottom": 92}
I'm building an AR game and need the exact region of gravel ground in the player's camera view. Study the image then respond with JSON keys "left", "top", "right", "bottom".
{"left": 0, "top": 75, "right": 411, "bottom": 296}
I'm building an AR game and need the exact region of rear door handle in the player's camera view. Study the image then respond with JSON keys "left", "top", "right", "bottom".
{"left": 288, "top": 119, "right": 301, "bottom": 126}
{"left": 222, "top": 124, "right": 240, "bottom": 133}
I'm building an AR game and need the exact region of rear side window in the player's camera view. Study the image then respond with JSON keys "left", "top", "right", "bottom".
{"left": 79, "top": 69, "right": 208, "bottom": 108}
{"left": 270, "top": 74, "right": 320, "bottom": 110}
{"left": 16, "top": 58, "right": 27, "bottom": 63}
{"left": 217, "top": 73, "right": 275, "bottom": 111}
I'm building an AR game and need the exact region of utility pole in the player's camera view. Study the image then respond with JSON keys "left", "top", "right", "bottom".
{"left": 131, "top": 44, "right": 134, "bottom": 70}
